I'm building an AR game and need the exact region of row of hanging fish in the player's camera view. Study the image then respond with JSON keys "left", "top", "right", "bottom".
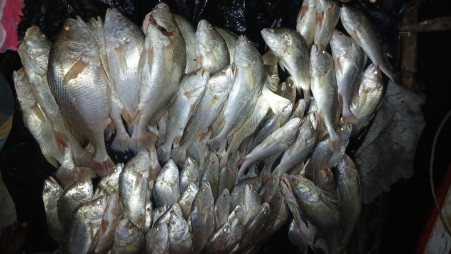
{"left": 13, "top": 0, "right": 392, "bottom": 252}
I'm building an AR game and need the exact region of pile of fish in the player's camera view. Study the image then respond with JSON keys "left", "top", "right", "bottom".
{"left": 13, "top": 0, "right": 394, "bottom": 253}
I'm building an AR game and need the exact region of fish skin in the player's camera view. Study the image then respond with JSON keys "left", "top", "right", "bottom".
{"left": 99, "top": 163, "right": 124, "bottom": 195}
{"left": 229, "top": 177, "right": 260, "bottom": 213}
{"left": 336, "top": 154, "right": 361, "bottom": 250}
{"left": 341, "top": 5, "right": 396, "bottom": 82}
{"left": 111, "top": 219, "right": 145, "bottom": 254}
{"left": 55, "top": 146, "right": 95, "bottom": 188}
{"left": 204, "top": 221, "right": 231, "bottom": 254}
{"left": 152, "top": 205, "right": 171, "bottom": 227}
{"left": 158, "top": 69, "right": 210, "bottom": 163}
{"left": 168, "top": 211, "right": 192, "bottom": 254}
{"left": 189, "top": 181, "right": 215, "bottom": 253}
{"left": 214, "top": 26, "right": 238, "bottom": 64}
{"left": 223, "top": 205, "right": 245, "bottom": 253}
{"left": 330, "top": 30, "right": 365, "bottom": 124}
{"left": 214, "top": 188, "right": 231, "bottom": 229}
{"left": 290, "top": 99, "right": 306, "bottom": 120}
{"left": 238, "top": 202, "right": 271, "bottom": 253}
{"left": 153, "top": 160, "right": 180, "bottom": 207}
{"left": 135, "top": 3, "right": 186, "bottom": 149}
{"left": 310, "top": 44, "right": 340, "bottom": 149}
{"left": 296, "top": 0, "right": 317, "bottom": 49}
{"left": 280, "top": 173, "right": 306, "bottom": 229}
{"left": 218, "top": 155, "right": 239, "bottom": 195}
{"left": 179, "top": 156, "right": 201, "bottom": 194}
{"left": 119, "top": 150, "right": 151, "bottom": 229}
{"left": 196, "top": 19, "right": 229, "bottom": 74}
{"left": 57, "top": 180, "right": 94, "bottom": 228}
{"left": 13, "top": 69, "right": 64, "bottom": 168}
{"left": 47, "top": 17, "right": 114, "bottom": 176}
{"left": 42, "top": 177, "right": 64, "bottom": 243}
{"left": 350, "top": 64, "right": 385, "bottom": 134}
{"left": 145, "top": 222, "right": 170, "bottom": 254}
{"left": 273, "top": 118, "right": 316, "bottom": 175}
{"left": 201, "top": 153, "right": 220, "bottom": 199}
{"left": 174, "top": 14, "right": 199, "bottom": 73}
{"left": 178, "top": 182, "right": 199, "bottom": 219}
{"left": 186, "top": 138, "right": 210, "bottom": 169}
{"left": 208, "top": 35, "right": 266, "bottom": 151}
{"left": 144, "top": 201, "right": 153, "bottom": 232}
{"left": 172, "top": 65, "right": 235, "bottom": 165}
{"left": 277, "top": 77, "right": 297, "bottom": 106}
{"left": 63, "top": 195, "right": 108, "bottom": 254}
{"left": 239, "top": 118, "right": 302, "bottom": 179}
{"left": 314, "top": 0, "right": 340, "bottom": 48}
{"left": 261, "top": 28, "right": 311, "bottom": 105}
{"left": 95, "top": 193, "right": 123, "bottom": 254}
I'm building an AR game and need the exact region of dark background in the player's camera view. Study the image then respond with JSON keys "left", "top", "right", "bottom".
{"left": 0, "top": 0, "right": 450, "bottom": 253}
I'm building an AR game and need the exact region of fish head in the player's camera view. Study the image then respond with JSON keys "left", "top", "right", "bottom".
{"left": 340, "top": 6, "right": 362, "bottom": 31}
{"left": 261, "top": 28, "right": 290, "bottom": 54}
{"left": 196, "top": 20, "right": 222, "bottom": 52}
{"left": 104, "top": 8, "right": 134, "bottom": 45}
{"left": 299, "top": 118, "right": 316, "bottom": 141}
{"left": 151, "top": 5, "right": 179, "bottom": 38}
{"left": 234, "top": 35, "right": 260, "bottom": 68}
{"left": 289, "top": 174, "right": 315, "bottom": 200}
{"left": 43, "top": 177, "right": 63, "bottom": 204}
{"left": 13, "top": 68, "right": 36, "bottom": 109}
{"left": 330, "top": 30, "right": 349, "bottom": 58}
{"left": 337, "top": 122, "right": 352, "bottom": 140}
{"left": 310, "top": 44, "right": 333, "bottom": 73}
{"left": 59, "top": 18, "right": 97, "bottom": 56}
{"left": 18, "top": 26, "right": 50, "bottom": 74}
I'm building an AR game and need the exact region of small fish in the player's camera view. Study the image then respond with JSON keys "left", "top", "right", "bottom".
{"left": 223, "top": 205, "right": 245, "bottom": 253}
{"left": 330, "top": 30, "right": 364, "bottom": 124}
{"left": 261, "top": 28, "right": 311, "bottom": 105}
{"left": 178, "top": 182, "right": 199, "bottom": 219}
{"left": 99, "top": 163, "right": 124, "bottom": 195}
{"left": 217, "top": 155, "right": 239, "bottom": 195}
{"left": 174, "top": 14, "right": 199, "bottom": 73}
{"left": 238, "top": 203, "right": 271, "bottom": 253}
{"left": 314, "top": 0, "right": 340, "bottom": 48}
{"left": 169, "top": 211, "right": 192, "bottom": 254}
{"left": 95, "top": 193, "right": 123, "bottom": 254}
{"left": 42, "top": 177, "right": 63, "bottom": 243}
{"left": 277, "top": 77, "right": 297, "bottom": 106}
{"left": 189, "top": 181, "right": 215, "bottom": 253}
{"left": 57, "top": 180, "right": 93, "bottom": 228}
{"left": 201, "top": 153, "right": 221, "bottom": 199}
{"left": 214, "top": 26, "right": 238, "bottom": 63}
{"left": 296, "top": 0, "right": 317, "bottom": 49}
{"left": 153, "top": 159, "right": 180, "bottom": 207}
{"left": 110, "top": 219, "right": 144, "bottom": 254}
{"left": 144, "top": 201, "right": 153, "bottom": 232}
{"left": 196, "top": 19, "right": 229, "bottom": 74}
{"left": 341, "top": 5, "right": 397, "bottom": 82}
{"left": 290, "top": 99, "right": 306, "bottom": 120}
{"left": 204, "top": 221, "right": 231, "bottom": 254}
{"left": 214, "top": 188, "right": 231, "bottom": 229}
{"left": 145, "top": 221, "right": 169, "bottom": 254}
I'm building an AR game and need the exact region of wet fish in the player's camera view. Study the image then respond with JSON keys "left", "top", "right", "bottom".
{"left": 290, "top": 99, "right": 306, "bottom": 120}
{"left": 178, "top": 182, "right": 199, "bottom": 219}
{"left": 215, "top": 26, "right": 238, "bottom": 63}
{"left": 196, "top": 19, "right": 229, "bottom": 74}
{"left": 145, "top": 221, "right": 169, "bottom": 254}
{"left": 214, "top": 188, "right": 231, "bottom": 229}
{"left": 314, "top": 0, "right": 340, "bottom": 48}
{"left": 261, "top": 28, "right": 311, "bottom": 105}
{"left": 204, "top": 221, "right": 231, "bottom": 254}
{"left": 296, "top": 0, "right": 317, "bottom": 49}
{"left": 153, "top": 160, "right": 180, "bottom": 207}
{"left": 144, "top": 201, "right": 153, "bottom": 232}
{"left": 158, "top": 69, "right": 210, "bottom": 163}
{"left": 47, "top": 17, "right": 113, "bottom": 175}
{"left": 42, "top": 177, "right": 63, "bottom": 243}
{"left": 171, "top": 65, "right": 235, "bottom": 164}
{"left": 310, "top": 45, "right": 340, "bottom": 149}
{"left": 99, "top": 163, "right": 124, "bottom": 195}
{"left": 208, "top": 35, "right": 266, "bottom": 151}
{"left": 95, "top": 193, "right": 123, "bottom": 254}
{"left": 201, "top": 153, "right": 220, "bottom": 199}
{"left": 330, "top": 30, "right": 364, "bottom": 124}
{"left": 57, "top": 180, "right": 93, "bottom": 228}
{"left": 168, "top": 211, "right": 192, "bottom": 254}
{"left": 218, "top": 155, "right": 239, "bottom": 195}
{"left": 238, "top": 202, "right": 271, "bottom": 253}
{"left": 189, "top": 181, "right": 215, "bottom": 253}
{"left": 179, "top": 156, "right": 201, "bottom": 194}
{"left": 224, "top": 205, "right": 245, "bottom": 253}
{"left": 111, "top": 219, "right": 144, "bottom": 254}
{"left": 277, "top": 77, "right": 297, "bottom": 106}
{"left": 341, "top": 5, "right": 397, "bottom": 82}
{"left": 135, "top": 3, "right": 186, "bottom": 149}
{"left": 174, "top": 14, "right": 199, "bottom": 73}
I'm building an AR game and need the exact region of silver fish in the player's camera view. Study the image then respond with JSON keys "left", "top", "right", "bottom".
{"left": 196, "top": 19, "right": 229, "bottom": 74}
{"left": 204, "top": 221, "right": 231, "bottom": 254}
{"left": 174, "top": 14, "right": 199, "bottom": 73}
{"left": 341, "top": 5, "right": 397, "bottom": 82}
{"left": 169, "top": 211, "right": 192, "bottom": 254}
{"left": 201, "top": 153, "right": 220, "bottom": 199}
{"left": 178, "top": 182, "right": 199, "bottom": 219}
{"left": 171, "top": 65, "right": 235, "bottom": 164}
{"left": 135, "top": 3, "right": 186, "bottom": 149}
{"left": 277, "top": 77, "right": 297, "bottom": 105}
{"left": 47, "top": 17, "right": 113, "bottom": 175}
{"left": 238, "top": 202, "right": 271, "bottom": 253}
{"left": 314, "top": 0, "right": 340, "bottom": 48}
{"left": 42, "top": 177, "right": 63, "bottom": 243}
{"left": 189, "top": 181, "right": 215, "bottom": 253}
{"left": 55, "top": 146, "right": 95, "bottom": 189}
{"left": 214, "top": 188, "right": 231, "bottom": 229}
{"left": 57, "top": 180, "right": 93, "bottom": 228}
{"left": 208, "top": 35, "right": 266, "bottom": 151}
{"left": 217, "top": 155, "right": 239, "bottom": 195}
{"left": 290, "top": 99, "right": 306, "bottom": 120}
{"left": 261, "top": 28, "right": 311, "bottom": 105}
{"left": 310, "top": 45, "right": 340, "bottom": 150}
{"left": 96, "top": 193, "right": 123, "bottom": 254}
{"left": 145, "top": 221, "right": 169, "bottom": 254}
{"left": 330, "top": 30, "right": 364, "bottom": 124}
{"left": 111, "top": 219, "right": 144, "bottom": 254}
{"left": 144, "top": 201, "right": 153, "bottom": 232}
{"left": 158, "top": 69, "right": 210, "bottom": 163}
{"left": 153, "top": 159, "right": 180, "bottom": 207}
{"left": 296, "top": 0, "right": 317, "bottom": 49}
{"left": 223, "top": 205, "right": 245, "bottom": 253}
{"left": 179, "top": 156, "right": 201, "bottom": 194}
{"left": 99, "top": 163, "right": 124, "bottom": 195}
{"left": 214, "top": 26, "right": 238, "bottom": 63}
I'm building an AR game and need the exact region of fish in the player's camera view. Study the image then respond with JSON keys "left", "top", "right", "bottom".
{"left": 238, "top": 202, "right": 271, "bottom": 253}
{"left": 145, "top": 221, "right": 169, "bottom": 254}
{"left": 208, "top": 35, "right": 266, "bottom": 152}
{"left": 158, "top": 69, "right": 210, "bottom": 163}
{"left": 223, "top": 205, "right": 245, "bottom": 253}
{"left": 204, "top": 221, "right": 231, "bottom": 254}
{"left": 42, "top": 177, "right": 64, "bottom": 243}
{"left": 174, "top": 14, "right": 199, "bottom": 73}
{"left": 350, "top": 64, "right": 385, "bottom": 134}
{"left": 196, "top": 19, "right": 229, "bottom": 74}
{"left": 171, "top": 65, "right": 235, "bottom": 164}
{"left": 229, "top": 177, "right": 260, "bottom": 213}
{"left": 261, "top": 28, "right": 311, "bottom": 105}
{"left": 47, "top": 17, "right": 114, "bottom": 175}
{"left": 296, "top": 0, "right": 317, "bottom": 49}
{"left": 99, "top": 163, "right": 124, "bottom": 195}
{"left": 336, "top": 154, "right": 361, "bottom": 250}
{"left": 119, "top": 150, "right": 151, "bottom": 229}
{"left": 277, "top": 77, "right": 297, "bottom": 106}
{"left": 144, "top": 201, "right": 153, "bottom": 232}
{"left": 290, "top": 99, "right": 306, "bottom": 120}
{"left": 330, "top": 30, "right": 365, "bottom": 124}
{"left": 111, "top": 219, "right": 145, "bottom": 254}
{"left": 310, "top": 44, "right": 340, "bottom": 150}
{"left": 341, "top": 5, "right": 397, "bottom": 82}
{"left": 153, "top": 159, "right": 180, "bottom": 207}
{"left": 189, "top": 181, "right": 215, "bottom": 253}
{"left": 134, "top": 3, "right": 186, "bottom": 149}
{"left": 179, "top": 156, "right": 201, "bottom": 194}
{"left": 201, "top": 153, "right": 221, "bottom": 199}
{"left": 95, "top": 193, "right": 123, "bottom": 254}
{"left": 314, "top": 0, "right": 340, "bottom": 48}
{"left": 273, "top": 118, "right": 316, "bottom": 175}
{"left": 238, "top": 117, "right": 302, "bottom": 179}
{"left": 57, "top": 179, "right": 93, "bottom": 228}
{"left": 63, "top": 195, "right": 108, "bottom": 253}
{"left": 168, "top": 211, "right": 192, "bottom": 254}
{"left": 55, "top": 146, "right": 95, "bottom": 188}
{"left": 214, "top": 188, "right": 231, "bottom": 229}
{"left": 178, "top": 182, "right": 199, "bottom": 219}
{"left": 214, "top": 26, "right": 238, "bottom": 63}
{"left": 217, "top": 155, "right": 239, "bottom": 195}
{"left": 104, "top": 8, "right": 145, "bottom": 151}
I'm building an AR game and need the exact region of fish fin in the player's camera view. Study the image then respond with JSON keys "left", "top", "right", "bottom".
{"left": 316, "top": 11, "right": 324, "bottom": 29}
{"left": 54, "top": 131, "right": 68, "bottom": 148}
{"left": 129, "top": 110, "right": 141, "bottom": 125}
{"left": 165, "top": 44, "right": 174, "bottom": 71}
{"left": 327, "top": 136, "right": 341, "bottom": 152}
{"left": 114, "top": 46, "right": 128, "bottom": 74}
{"left": 204, "top": 95, "right": 219, "bottom": 109}
{"left": 43, "top": 155, "right": 59, "bottom": 168}
{"left": 63, "top": 59, "right": 88, "bottom": 85}
{"left": 342, "top": 112, "right": 358, "bottom": 124}
{"left": 184, "top": 86, "right": 202, "bottom": 100}
{"left": 297, "top": 4, "right": 309, "bottom": 22}
{"left": 262, "top": 50, "right": 279, "bottom": 65}
{"left": 334, "top": 58, "right": 342, "bottom": 74}
{"left": 121, "top": 108, "right": 131, "bottom": 124}
{"left": 90, "top": 157, "right": 115, "bottom": 177}
{"left": 156, "top": 145, "right": 170, "bottom": 165}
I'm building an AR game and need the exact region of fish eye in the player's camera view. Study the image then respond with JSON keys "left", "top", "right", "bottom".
{"left": 96, "top": 200, "right": 101, "bottom": 205}
{"left": 223, "top": 228, "right": 227, "bottom": 232}
{"left": 64, "top": 25, "right": 70, "bottom": 31}
{"left": 269, "top": 28, "right": 274, "bottom": 33}
{"left": 247, "top": 40, "right": 252, "bottom": 45}
{"left": 40, "top": 34, "right": 46, "bottom": 41}
{"left": 208, "top": 24, "right": 213, "bottom": 30}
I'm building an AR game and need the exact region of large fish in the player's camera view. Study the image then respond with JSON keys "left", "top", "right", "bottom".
{"left": 208, "top": 35, "right": 266, "bottom": 151}
{"left": 47, "top": 17, "right": 113, "bottom": 175}
{"left": 134, "top": 3, "right": 186, "bottom": 149}
{"left": 341, "top": 5, "right": 397, "bottom": 82}
{"left": 196, "top": 19, "right": 229, "bottom": 74}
